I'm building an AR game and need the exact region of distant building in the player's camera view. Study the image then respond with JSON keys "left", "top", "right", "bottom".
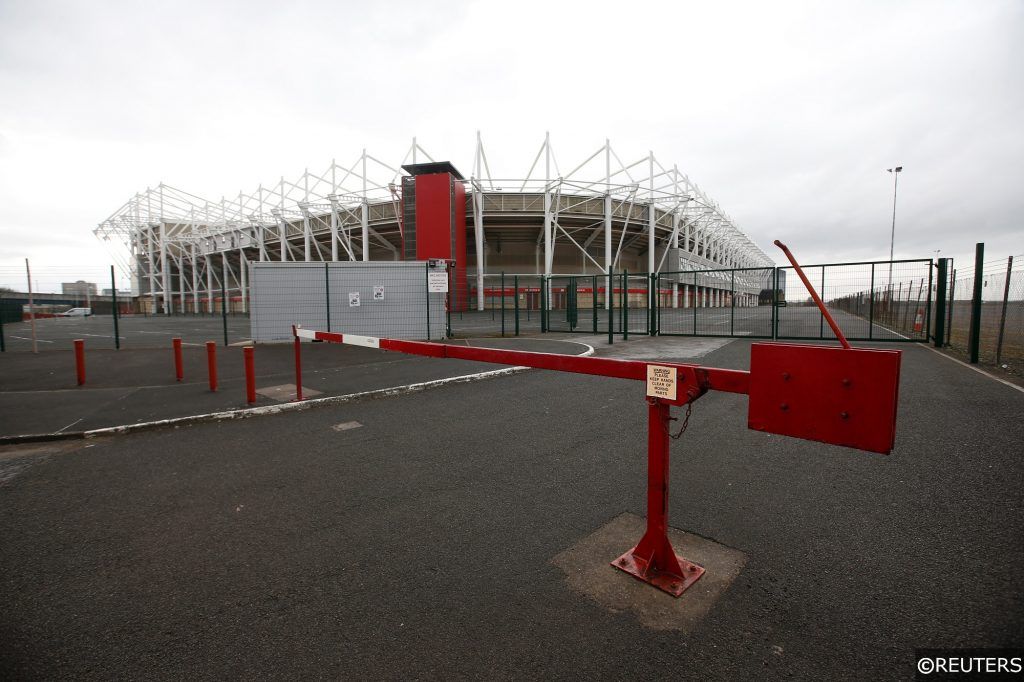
{"left": 101, "top": 288, "right": 132, "bottom": 297}
{"left": 62, "top": 280, "right": 98, "bottom": 297}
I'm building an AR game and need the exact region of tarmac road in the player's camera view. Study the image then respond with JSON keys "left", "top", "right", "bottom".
{"left": 1, "top": 338, "right": 1021, "bottom": 679}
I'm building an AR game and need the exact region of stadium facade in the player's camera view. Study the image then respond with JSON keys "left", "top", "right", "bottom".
{"left": 93, "top": 133, "right": 774, "bottom": 313}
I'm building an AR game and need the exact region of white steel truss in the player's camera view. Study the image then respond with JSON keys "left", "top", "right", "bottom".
{"left": 94, "top": 134, "right": 773, "bottom": 313}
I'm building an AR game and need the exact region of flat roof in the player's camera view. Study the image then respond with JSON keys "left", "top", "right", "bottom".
{"left": 401, "top": 161, "right": 465, "bottom": 180}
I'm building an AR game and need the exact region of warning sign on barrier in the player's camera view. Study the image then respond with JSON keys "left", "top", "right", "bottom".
{"left": 646, "top": 365, "right": 677, "bottom": 401}
{"left": 348, "top": 292, "right": 360, "bottom": 307}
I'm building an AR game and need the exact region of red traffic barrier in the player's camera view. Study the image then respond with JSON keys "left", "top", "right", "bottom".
{"left": 172, "top": 337, "right": 183, "bottom": 381}
{"left": 206, "top": 341, "right": 218, "bottom": 392}
{"left": 291, "top": 240, "right": 904, "bottom": 599}
{"left": 74, "top": 339, "right": 85, "bottom": 386}
{"left": 244, "top": 346, "right": 256, "bottom": 404}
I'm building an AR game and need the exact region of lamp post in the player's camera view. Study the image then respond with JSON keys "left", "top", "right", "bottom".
{"left": 886, "top": 166, "right": 902, "bottom": 312}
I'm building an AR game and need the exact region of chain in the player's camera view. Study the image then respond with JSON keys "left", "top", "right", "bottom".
{"left": 668, "top": 401, "right": 693, "bottom": 440}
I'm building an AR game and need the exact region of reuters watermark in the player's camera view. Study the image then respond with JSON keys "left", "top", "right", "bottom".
{"left": 915, "top": 649, "right": 1023, "bottom": 679}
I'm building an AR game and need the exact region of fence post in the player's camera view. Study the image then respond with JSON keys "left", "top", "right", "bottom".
{"left": 425, "top": 262, "right": 431, "bottom": 341}
{"left": 819, "top": 267, "right": 826, "bottom": 339}
{"left": 968, "top": 242, "right": 984, "bottom": 364}
{"left": 934, "top": 258, "right": 948, "bottom": 348}
{"left": 995, "top": 255, "right": 1014, "bottom": 366}
{"left": 540, "top": 276, "right": 547, "bottom": 333}
{"left": 221, "top": 277, "right": 228, "bottom": 347}
{"left": 649, "top": 273, "right": 657, "bottom": 336}
{"left": 501, "top": 271, "right": 506, "bottom": 338}
{"left": 868, "top": 264, "right": 875, "bottom": 340}
{"left": 925, "top": 262, "right": 933, "bottom": 340}
{"left": 294, "top": 335, "right": 303, "bottom": 401}
{"left": 947, "top": 267, "right": 956, "bottom": 346}
{"left": 730, "top": 270, "right": 736, "bottom": 337}
{"left": 325, "top": 263, "right": 331, "bottom": 333}
{"left": 0, "top": 294, "right": 5, "bottom": 352}
{"left": 771, "top": 268, "right": 779, "bottom": 340}
{"left": 593, "top": 275, "right": 598, "bottom": 334}
{"left": 110, "top": 265, "right": 120, "bottom": 350}
{"left": 693, "top": 272, "right": 698, "bottom": 336}
{"left": 515, "top": 275, "right": 521, "bottom": 336}
{"left": 623, "top": 270, "right": 629, "bottom": 341}
{"left": 607, "top": 271, "right": 614, "bottom": 345}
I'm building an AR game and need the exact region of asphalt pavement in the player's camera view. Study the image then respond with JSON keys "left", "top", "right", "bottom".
{"left": 1, "top": 337, "right": 1021, "bottom": 679}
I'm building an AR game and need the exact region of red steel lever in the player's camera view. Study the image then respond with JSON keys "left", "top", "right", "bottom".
{"left": 773, "top": 240, "right": 851, "bottom": 349}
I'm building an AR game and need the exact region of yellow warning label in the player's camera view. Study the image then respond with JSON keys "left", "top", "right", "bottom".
{"left": 646, "top": 365, "right": 677, "bottom": 401}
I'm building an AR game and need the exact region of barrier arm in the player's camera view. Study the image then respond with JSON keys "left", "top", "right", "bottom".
{"left": 289, "top": 243, "right": 902, "bottom": 597}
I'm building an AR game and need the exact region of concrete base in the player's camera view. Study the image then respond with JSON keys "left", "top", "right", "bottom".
{"left": 551, "top": 513, "right": 747, "bottom": 631}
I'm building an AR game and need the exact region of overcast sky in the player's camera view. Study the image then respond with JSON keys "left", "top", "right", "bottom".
{"left": 0, "top": 0, "right": 1021, "bottom": 289}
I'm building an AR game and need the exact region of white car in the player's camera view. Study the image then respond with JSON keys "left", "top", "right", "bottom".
{"left": 58, "top": 307, "right": 93, "bottom": 317}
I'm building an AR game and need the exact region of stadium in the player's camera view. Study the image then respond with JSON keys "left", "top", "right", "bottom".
{"left": 93, "top": 134, "right": 775, "bottom": 315}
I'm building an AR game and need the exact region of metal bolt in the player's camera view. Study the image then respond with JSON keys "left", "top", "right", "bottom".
{"left": 782, "top": 372, "right": 791, "bottom": 381}
{"left": 840, "top": 411, "right": 849, "bottom": 420}
{"left": 841, "top": 378, "right": 851, "bottom": 387}
{"left": 688, "top": 566, "right": 697, "bottom": 572}
{"left": 780, "top": 402, "right": 789, "bottom": 411}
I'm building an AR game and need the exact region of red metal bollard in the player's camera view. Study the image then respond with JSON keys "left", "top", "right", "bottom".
{"left": 611, "top": 398, "right": 706, "bottom": 597}
{"left": 173, "top": 337, "right": 183, "bottom": 381}
{"left": 206, "top": 341, "right": 218, "bottom": 392}
{"left": 294, "top": 335, "right": 303, "bottom": 401}
{"left": 244, "top": 346, "right": 255, "bottom": 404}
{"left": 74, "top": 339, "right": 86, "bottom": 386}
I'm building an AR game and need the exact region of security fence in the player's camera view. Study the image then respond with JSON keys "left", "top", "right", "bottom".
{"left": 785, "top": 259, "right": 933, "bottom": 342}
{"left": 945, "top": 254, "right": 1023, "bottom": 368}
{"left": 5, "top": 250, "right": 1019, "bottom": 372}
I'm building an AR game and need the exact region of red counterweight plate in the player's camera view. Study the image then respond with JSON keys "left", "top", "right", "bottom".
{"left": 747, "top": 343, "right": 902, "bottom": 454}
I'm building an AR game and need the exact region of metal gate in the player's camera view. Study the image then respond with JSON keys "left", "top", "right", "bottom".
{"left": 656, "top": 267, "right": 775, "bottom": 338}
{"left": 775, "top": 259, "right": 933, "bottom": 342}
{"left": 544, "top": 275, "right": 602, "bottom": 333}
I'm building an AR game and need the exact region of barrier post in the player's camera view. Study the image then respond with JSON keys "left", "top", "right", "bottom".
{"left": 294, "top": 334, "right": 303, "bottom": 401}
{"left": 612, "top": 398, "right": 705, "bottom": 596}
{"left": 173, "top": 337, "right": 183, "bottom": 381}
{"left": 244, "top": 346, "right": 256, "bottom": 403}
{"left": 206, "top": 341, "right": 218, "bottom": 391}
{"left": 74, "top": 339, "right": 86, "bottom": 386}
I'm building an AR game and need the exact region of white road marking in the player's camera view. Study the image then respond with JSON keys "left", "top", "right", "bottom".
{"left": 56, "top": 418, "right": 83, "bottom": 433}
{"left": 9, "top": 336, "right": 53, "bottom": 343}
{"left": 331, "top": 421, "right": 363, "bottom": 432}
{"left": 919, "top": 344, "right": 1024, "bottom": 394}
